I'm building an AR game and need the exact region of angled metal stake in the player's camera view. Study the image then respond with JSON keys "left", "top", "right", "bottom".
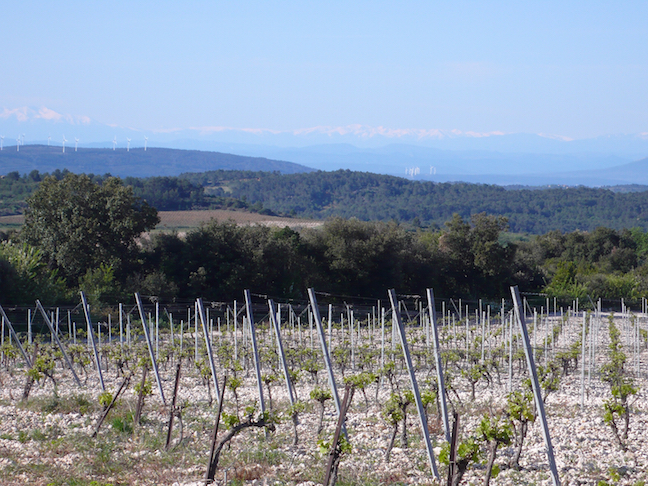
{"left": 308, "top": 288, "right": 347, "bottom": 439}
{"left": 135, "top": 292, "right": 166, "bottom": 405}
{"left": 80, "top": 291, "right": 106, "bottom": 391}
{"left": 426, "top": 288, "right": 450, "bottom": 443}
{"left": 511, "top": 286, "right": 560, "bottom": 486}
{"left": 244, "top": 290, "right": 266, "bottom": 414}
{"left": 389, "top": 289, "right": 440, "bottom": 480}
{"left": 268, "top": 299, "right": 295, "bottom": 406}
{"left": 196, "top": 298, "right": 221, "bottom": 402}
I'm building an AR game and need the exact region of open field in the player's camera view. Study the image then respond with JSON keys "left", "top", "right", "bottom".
{"left": 154, "top": 210, "right": 322, "bottom": 231}
{"left": 0, "top": 214, "right": 23, "bottom": 232}
{"left": 1, "top": 295, "right": 648, "bottom": 485}
{"left": 0, "top": 210, "right": 323, "bottom": 233}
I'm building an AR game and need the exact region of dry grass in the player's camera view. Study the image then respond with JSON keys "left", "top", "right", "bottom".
{"left": 0, "top": 214, "right": 23, "bottom": 224}
{"left": 155, "top": 210, "right": 322, "bottom": 230}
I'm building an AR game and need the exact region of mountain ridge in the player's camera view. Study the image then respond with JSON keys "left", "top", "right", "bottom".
{"left": 0, "top": 145, "right": 313, "bottom": 177}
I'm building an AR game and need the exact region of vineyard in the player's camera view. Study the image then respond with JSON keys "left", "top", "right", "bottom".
{"left": 1, "top": 287, "right": 647, "bottom": 486}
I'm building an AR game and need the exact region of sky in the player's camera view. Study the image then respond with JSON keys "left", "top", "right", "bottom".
{"left": 2, "top": 1, "right": 648, "bottom": 140}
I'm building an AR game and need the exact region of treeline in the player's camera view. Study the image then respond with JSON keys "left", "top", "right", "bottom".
{"left": 99, "top": 217, "right": 648, "bottom": 306}
{"left": 183, "top": 169, "right": 648, "bottom": 234}
{"left": 4, "top": 213, "right": 524, "bottom": 305}
{"left": 5, "top": 168, "right": 648, "bottom": 234}
{"left": 4, "top": 170, "right": 648, "bottom": 309}
{"left": 0, "top": 169, "right": 68, "bottom": 216}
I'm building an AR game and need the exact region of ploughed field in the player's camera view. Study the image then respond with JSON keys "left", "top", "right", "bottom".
{"left": 0, "top": 210, "right": 322, "bottom": 233}
{"left": 0, "top": 302, "right": 647, "bottom": 486}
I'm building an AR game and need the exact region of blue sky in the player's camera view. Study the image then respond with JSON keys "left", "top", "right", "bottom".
{"left": 2, "top": 1, "right": 648, "bottom": 139}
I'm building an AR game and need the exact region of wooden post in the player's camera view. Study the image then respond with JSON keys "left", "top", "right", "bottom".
{"left": 447, "top": 412, "right": 460, "bottom": 486}
{"left": 165, "top": 362, "right": 182, "bottom": 450}
{"left": 323, "top": 385, "right": 354, "bottom": 486}
{"left": 92, "top": 374, "right": 131, "bottom": 438}
{"left": 206, "top": 375, "right": 227, "bottom": 483}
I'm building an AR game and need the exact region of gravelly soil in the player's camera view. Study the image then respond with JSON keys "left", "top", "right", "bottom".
{"left": 0, "top": 311, "right": 646, "bottom": 486}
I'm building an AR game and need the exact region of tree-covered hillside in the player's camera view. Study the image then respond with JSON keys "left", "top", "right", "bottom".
{"left": 0, "top": 144, "right": 313, "bottom": 178}
{"left": 3, "top": 172, "right": 648, "bottom": 308}
{"left": 0, "top": 170, "right": 261, "bottom": 216}
{"left": 185, "top": 169, "right": 648, "bottom": 233}
{"left": 5, "top": 168, "right": 648, "bottom": 234}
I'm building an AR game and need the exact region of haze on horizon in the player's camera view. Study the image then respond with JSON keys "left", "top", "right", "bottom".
{"left": 1, "top": 1, "right": 647, "bottom": 143}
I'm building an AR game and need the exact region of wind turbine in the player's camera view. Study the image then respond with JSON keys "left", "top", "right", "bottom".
{"left": 62, "top": 135, "right": 67, "bottom": 153}
{"left": 75, "top": 138, "right": 79, "bottom": 152}
{"left": 144, "top": 136, "right": 148, "bottom": 151}
{"left": 48, "top": 135, "right": 51, "bottom": 146}
{"left": 126, "top": 138, "right": 131, "bottom": 152}
{"left": 0, "top": 136, "right": 4, "bottom": 151}
{"left": 21, "top": 134, "right": 25, "bottom": 146}
{"left": 16, "top": 137, "right": 20, "bottom": 152}
{"left": 112, "top": 136, "right": 117, "bottom": 150}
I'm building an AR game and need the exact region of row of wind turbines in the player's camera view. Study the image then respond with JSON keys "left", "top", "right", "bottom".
{"left": 0, "top": 135, "right": 149, "bottom": 153}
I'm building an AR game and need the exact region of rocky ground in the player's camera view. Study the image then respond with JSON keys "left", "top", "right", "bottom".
{"left": 0, "top": 312, "right": 646, "bottom": 486}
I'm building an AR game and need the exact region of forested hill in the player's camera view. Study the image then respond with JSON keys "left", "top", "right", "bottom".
{"left": 5, "top": 168, "right": 648, "bottom": 234}
{"left": 0, "top": 144, "right": 313, "bottom": 177}
{"left": 181, "top": 169, "right": 648, "bottom": 234}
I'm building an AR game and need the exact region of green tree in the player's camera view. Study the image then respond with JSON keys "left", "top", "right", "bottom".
{"left": 543, "top": 261, "right": 588, "bottom": 300}
{"left": 78, "top": 263, "right": 124, "bottom": 310}
{"left": 0, "top": 241, "right": 67, "bottom": 305}
{"left": 303, "top": 217, "right": 415, "bottom": 297}
{"left": 22, "top": 174, "right": 159, "bottom": 282}
{"left": 438, "top": 213, "right": 514, "bottom": 297}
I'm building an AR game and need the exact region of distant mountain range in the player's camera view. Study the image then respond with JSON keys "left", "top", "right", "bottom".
{"left": 3, "top": 106, "right": 648, "bottom": 185}
{"left": 0, "top": 145, "right": 312, "bottom": 177}
{"left": 3, "top": 142, "right": 648, "bottom": 187}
